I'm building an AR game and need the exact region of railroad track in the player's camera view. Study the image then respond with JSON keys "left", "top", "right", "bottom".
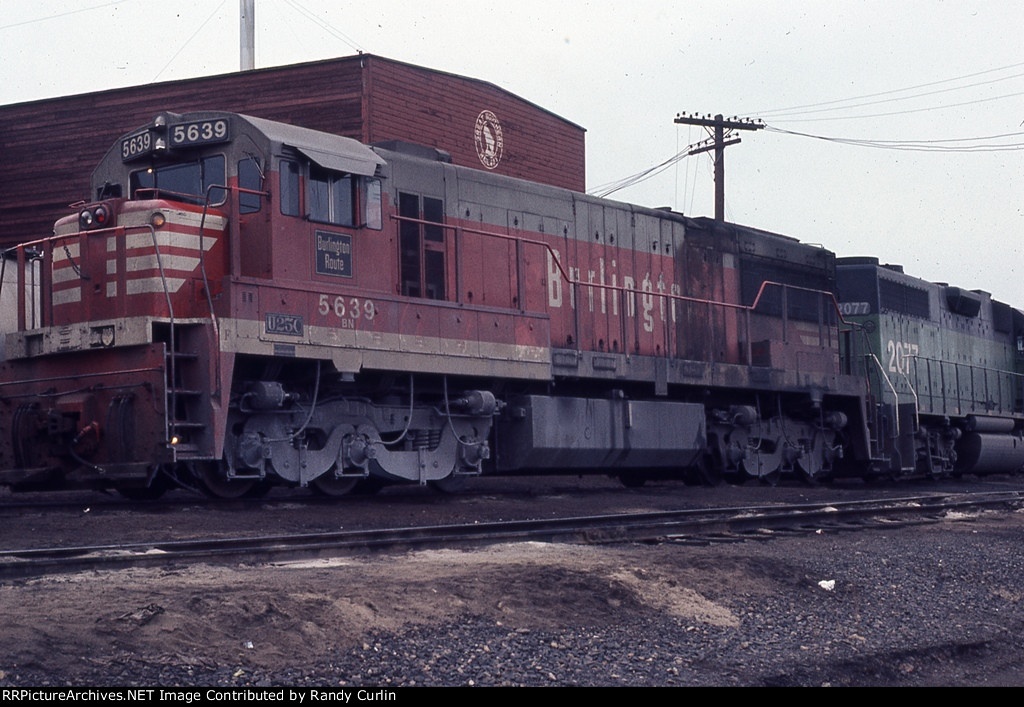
{"left": 1, "top": 491, "right": 1021, "bottom": 581}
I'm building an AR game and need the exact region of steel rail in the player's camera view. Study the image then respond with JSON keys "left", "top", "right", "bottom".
{"left": 0, "top": 491, "right": 1020, "bottom": 581}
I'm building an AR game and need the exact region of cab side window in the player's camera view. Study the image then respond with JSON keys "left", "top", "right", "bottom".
{"left": 308, "top": 166, "right": 355, "bottom": 226}
{"left": 280, "top": 159, "right": 300, "bottom": 216}
{"left": 239, "top": 157, "right": 263, "bottom": 214}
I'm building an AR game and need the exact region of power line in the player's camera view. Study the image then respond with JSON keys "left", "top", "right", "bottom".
{"left": 0, "top": 0, "right": 131, "bottom": 31}
{"left": 282, "top": 0, "right": 363, "bottom": 53}
{"left": 764, "top": 126, "right": 1024, "bottom": 152}
{"left": 592, "top": 122, "right": 1023, "bottom": 204}
{"left": 823, "top": 130, "right": 1024, "bottom": 145}
{"left": 764, "top": 90, "right": 1024, "bottom": 123}
{"left": 590, "top": 144, "right": 696, "bottom": 198}
{"left": 759, "top": 72, "right": 1024, "bottom": 120}
{"left": 152, "top": 0, "right": 227, "bottom": 82}
{"left": 749, "top": 60, "right": 1024, "bottom": 116}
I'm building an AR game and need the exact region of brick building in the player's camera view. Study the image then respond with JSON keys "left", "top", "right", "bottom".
{"left": 0, "top": 53, "right": 586, "bottom": 250}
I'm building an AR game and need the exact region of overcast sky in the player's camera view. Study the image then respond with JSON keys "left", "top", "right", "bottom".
{"left": 2, "top": 0, "right": 1022, "bottom": 304}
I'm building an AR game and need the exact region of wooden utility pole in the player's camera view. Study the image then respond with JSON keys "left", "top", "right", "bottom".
{"left": 674, "top": 113, "right": 764, "bottom": 221}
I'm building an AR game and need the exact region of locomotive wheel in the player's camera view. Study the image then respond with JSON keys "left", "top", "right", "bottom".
{"left": 194, "top": 461, "right": 258, "bottom": 499}
{"left": 311, "top": 474, "right": 360, "bottom": 497}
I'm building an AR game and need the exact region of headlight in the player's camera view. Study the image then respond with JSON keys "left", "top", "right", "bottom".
{"left": 79, "top": 204, "right": 113, "bottom": 230}
{"left": 89, "top": 325, "right": 116, "bottom": 348}
{"left": 93, "top": 204, "right": 111, "bottom": 226}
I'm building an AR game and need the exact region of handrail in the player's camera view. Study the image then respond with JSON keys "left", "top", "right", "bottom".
{"left": 145, "top": 221, "right": 177, "bottom": 450}
{"left": 133, "top": 186, "right": 226, "bottom": 207}
{"left": 391, "top": 213, "right": 849, "bottom": 321}
{"left": 862, "top": 348, "right": 1024, "bottom": 428}
{"left": 6, "top": 222, "right": 179, "bottom": 445}
{"left": 7, "top": 185, "right": 267, "bottom": 447}
{"left": 192, "top": 181, "right": 269, "bottom": 403}
{"left": 907, "top": 354, "right": 1024, "bottom": 383}
{"left": 7, "top": 223, "right": 165, "bottom": 328}
{"left": 866, "top": 352, "right": 902, "bottom": 437}
{"left": 894, "top": 356, "right": 921, "bottom": 431}
{"left": 908, "top": 354, "right": 1024, "bottom": 416}
{"left": 0, "top": 245, "right": 38, "bottom": 331}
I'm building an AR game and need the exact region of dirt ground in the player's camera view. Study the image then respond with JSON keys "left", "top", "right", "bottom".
{"left": 2, "top": 504, "right": 1024, "bottom": 686}
{"left": 1, "top": 543, "right": 739, "bottom": 678}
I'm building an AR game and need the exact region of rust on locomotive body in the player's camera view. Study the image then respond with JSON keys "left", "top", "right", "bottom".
{"left": 1, "top": 110, "right": 1022, "bottom": 497}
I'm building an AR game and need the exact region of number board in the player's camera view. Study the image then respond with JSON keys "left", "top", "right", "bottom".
{"left": 121, "top": 118, "right": 230, "bottom": 162}
{"left": 170, "top": 119, "right": 230, "bottom": 149}
{"left": 121, "top": 130, "right": 154, "bottom": 161}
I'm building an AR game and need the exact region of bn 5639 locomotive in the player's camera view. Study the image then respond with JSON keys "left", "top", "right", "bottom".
{"left": 1, "top": 110, "right": 1022, "bottom": 497}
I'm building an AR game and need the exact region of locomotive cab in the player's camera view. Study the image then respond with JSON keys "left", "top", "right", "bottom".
{"left": 0, "top": 111, "right": 501, "bottom": 496}
{"left": 1, "top": 113, "right": 252, "bottom": 489}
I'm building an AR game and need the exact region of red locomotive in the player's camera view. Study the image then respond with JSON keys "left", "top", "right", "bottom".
{"left": 0, "top": 110, "right": 1020, "bottom": 496}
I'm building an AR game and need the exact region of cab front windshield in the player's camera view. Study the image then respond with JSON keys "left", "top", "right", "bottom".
{"left": 130, "top": 155, "right": 226, "bottom": 205}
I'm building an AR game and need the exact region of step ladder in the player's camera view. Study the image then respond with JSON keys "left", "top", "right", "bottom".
{"left": 161, "top": 325, "right": 210, "bottom": 458}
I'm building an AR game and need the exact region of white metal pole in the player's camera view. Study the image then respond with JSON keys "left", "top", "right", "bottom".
{"left": 240, "top": 0, "right": 255, "bottom": 71}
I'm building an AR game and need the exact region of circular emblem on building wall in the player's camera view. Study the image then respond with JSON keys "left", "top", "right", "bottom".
{"left": 474, "top": 110, "right": 504, "bottom": 170}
